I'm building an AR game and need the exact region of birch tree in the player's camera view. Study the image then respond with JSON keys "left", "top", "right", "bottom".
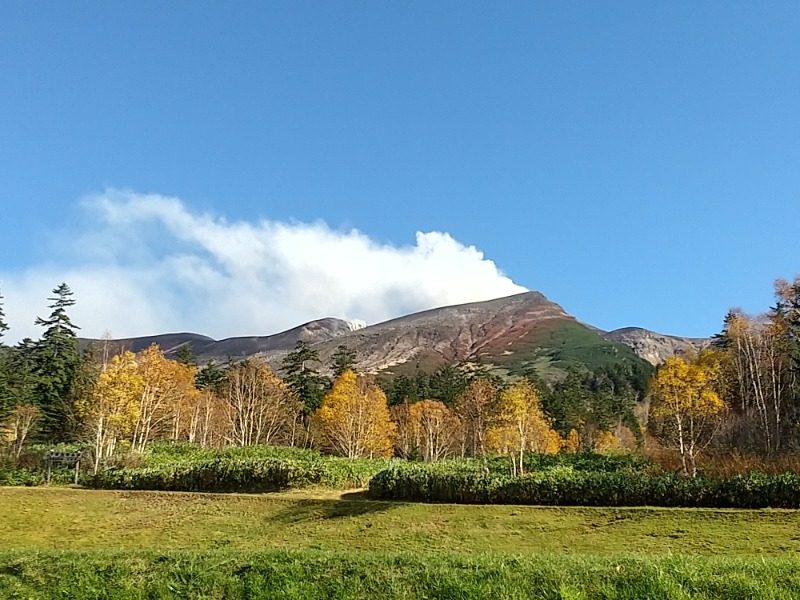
{"left": 487, "top": 380, "right": 560, "bottom": 475}
{"left": 650, "top": 350, "right": 726, "bottom": 476}
{"left": 408, "top": 399, "right": 461, "bottom": 462}
{"left": 222, "top": 358, "right": 301, "bottom": 446}
{"left": 131, "top": 345, "right": 197, "bottom": 452}
{"left": 75, "top": 351, "right": 142, "bottom": 472}
{"left": 315, "top": 370, "right": 396, "bottom": 458}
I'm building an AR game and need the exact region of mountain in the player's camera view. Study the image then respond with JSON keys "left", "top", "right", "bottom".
{"left": 602, "top": 327, "right": 711, "bottom": 366}
{"left": 306, "top": 292, "right": 646, "bottom": 378}
{"left": 80, "top": 317, "right": 355, "bottom": 363}
{"left": 81, "top": 292, "right": 683, "bottom": 377}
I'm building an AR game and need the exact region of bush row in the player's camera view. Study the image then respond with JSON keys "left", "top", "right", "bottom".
{"left": 368, "top": 463, "right": 800, "bottom": 508}
{"left": 0, "top": 467, "right": 78, "bottom": 487}
{"left": 136, "top": 441, "right": 324, "bottom": 467}
{"left": 87, "top": 456, "right": 391, "bottom": 492}
{"left": 487, "top": 451, "right": 658, "bottom": 475}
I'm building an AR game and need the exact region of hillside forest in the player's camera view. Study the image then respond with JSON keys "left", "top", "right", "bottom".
{"left": 1, "top": 278, "right": 799, "bottom": 477}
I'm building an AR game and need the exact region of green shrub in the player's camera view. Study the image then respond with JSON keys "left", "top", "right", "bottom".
{"left": 138, "top": 442, "right": 324, "bottom": 466}
{"left": 369, "top": 463, "right": 800, "bottom": 508}
{"left": 87, "top": 451, "right": 392, "bottom": 493}
{"left": 487, "top": 451, "right": 659, "bottom": 476}
{"left": 0, "top": 443, "right": 90, "bottom": 487}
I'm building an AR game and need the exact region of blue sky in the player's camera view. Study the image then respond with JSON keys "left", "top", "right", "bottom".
{"left": 1, "top": 2, "right": 798, "bottom": 342}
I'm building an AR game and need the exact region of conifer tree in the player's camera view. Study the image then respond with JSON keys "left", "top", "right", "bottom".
{"left": 330, "top": 344, "right": 357, "bottom": 378}
{"left": 176, "top": 343, "right": 198, "bottom": 367}
{"left": 281, "top": 340, "right": 329, "bottom": 413}
{"left": 0, "top": 288, "right": 10, "bottom": 420}
{"left": 0, "top": 286, "right": 8, "bottom": 342}
{"left": 33, "top": 283, "right": 81, "bottom": 441}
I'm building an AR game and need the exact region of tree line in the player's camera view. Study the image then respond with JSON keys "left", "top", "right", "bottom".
{"left": 4, "top": 277, "right": 799, "bottom": 476}
{"left": 647, "top": 276, "right": 800, "bottom": 475}
{"left": 0, "top": 283, "right": 650, "bottom": 473}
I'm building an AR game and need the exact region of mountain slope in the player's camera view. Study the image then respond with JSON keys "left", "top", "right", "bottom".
{"left": 81, "top": 292, "right": 664, "bottom": 377}
{"left": 309, "top": 292, "right": 646, "bottom": 378}
{"left": 602, "top": 327, "right": 710, "bottom": 366}
{"left": 80, "top": 318, "right": 354, "bottom": 362}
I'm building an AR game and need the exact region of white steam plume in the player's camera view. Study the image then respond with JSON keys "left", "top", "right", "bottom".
{"left": 1, "top": 189, "right": 527, "bottom": 342}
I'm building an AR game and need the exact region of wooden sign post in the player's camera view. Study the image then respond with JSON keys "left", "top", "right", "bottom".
{"left": 45, "top": 450, "right": 82, "bottom": 485}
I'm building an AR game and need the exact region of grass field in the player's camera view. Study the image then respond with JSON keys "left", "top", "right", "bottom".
{"left": 4, "top": 487, "right": 800, "bottom": 598}
{"left": 3, "top": 550, "right": 800, "bottom": 599}
{"left": 3, "top": 487, "right": 799, "bottom": 555}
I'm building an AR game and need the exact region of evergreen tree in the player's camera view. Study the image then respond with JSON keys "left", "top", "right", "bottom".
{"left": 2, "top": 339, "right": 40, "bottom": 422}
{"left": 196, "top": 360, "right": 227, "bottom": 392}
{"left": 330, "top": 344, "right": 357, "bottom": 378}
{"left": 0, "top": 286, "right": 9, "bottom": 342}
{"left": 176, "top": 343, "right": 198, "bottom": 367}
{"left": 712, "top": 310, "right": 739, "bottom": 349}
{"left": 774, "top": 278, "right": 800, "bottom": 375}
{"left": 379, "top": 369, "right": 438, "bottom": 407}
{"left": 63, "top": 342, "right": 100, "bottom": 441}
{"left": 0, "top": 287, "right": 10, "bottom": 420}
{"left": 429, "top": 365, "right": 467, "bottom": 407}
{"left": 281, "top": 340, "right": 329, "bottom": 413}
{"left": 32, "top": 283, "right": 81, "bottom": 441}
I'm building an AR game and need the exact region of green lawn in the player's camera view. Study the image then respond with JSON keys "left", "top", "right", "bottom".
{"left": 4, "top": 487, "right": 800, "bottom": 598}
{"left": 3, "top": 487, "right": 799, "bottom": 555}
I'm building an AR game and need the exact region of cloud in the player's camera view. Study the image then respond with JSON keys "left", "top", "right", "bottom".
{"left": 1, "top": 189, "right": 527, "bottom": 343}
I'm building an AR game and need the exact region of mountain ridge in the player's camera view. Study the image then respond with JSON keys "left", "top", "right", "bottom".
{"left": 80, "top": 292, "right": 711, "bottom": 372}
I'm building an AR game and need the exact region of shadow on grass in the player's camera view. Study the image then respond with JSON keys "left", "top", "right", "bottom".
{"left": 270, "top": 495, "right": 398, "bottom": 525}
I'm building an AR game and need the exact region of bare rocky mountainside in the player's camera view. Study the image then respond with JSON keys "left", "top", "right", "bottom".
{"left": 83, "top": 318, "right": 356, "bottom": 363}
{"left": 601, "top": 328, "right": 710, "bottom": 366}
{"left": 82, "top": 291, "right": 687, "bottom": 378}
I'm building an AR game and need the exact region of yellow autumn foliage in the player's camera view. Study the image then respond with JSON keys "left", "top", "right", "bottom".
{"left": 315, "top": 370, "right": 396, "bottom": 458}
{"left": 487, "top": 380, "right": 561, "bottom": 475}
{"left": 650, "top": 350, "right": 727, "bottom": 476}
{"left": 76, "top": 350, "right": 144, "bottom": 471}
{"left": 562, "top": 429, "right": 580, "bottom": 453}
{"left": 593, "top": 430, "right": 621, "bottom": 452}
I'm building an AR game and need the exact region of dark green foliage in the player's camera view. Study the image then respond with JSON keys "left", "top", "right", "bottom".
{"left": 776, "top": 281, "right": 800, "bottom": 363}
{"left": 195, "top": 360, "right": 227, "bottom": 391}
{"left": 488, "top": 450, "right": 656, "bottom": 475}
{"left": 1, "top": 340, "right": 39, "bottom": 418}
{"left": 175, "top": 343, "right": 198, "bottom": 367}
{"left": 88, "top": 458, "right": 331, "bottom": 493}
{"left": 329, "top": 344, "right": 357, "bottom": 377}
{"left": 0, "top": 467, "right": 77, "bottom": 486}
{"left": 380, "top": 371, "right": 432, "bottom": 406}
{"left": 0, "top": 287, "right": 8, "bottom": 342}
{"left": 61, "top": 344, "right": 99, "bottom": 441}
{"left": 0, "top": 347, "right": 11, "bottom": 422}
{"left": 32, "top": 283, "right": 81, "bottom": 441}
{"left": 381, "top": 364, "right": 475, "bottom": 407}
{"left": 429, "top": 365, "right": 467, "bottom": 406}
{"left": 712, "top": 309, "right": 738, "bottom": 350}
{"left": 140, "top": 441, "right": 320, "bottom": 463}
{"left": 542, "top": 365, "right": 644, "bottom": 445}
{"left": 463, "top": 362, "right": 507, "bottom": 390}
{"left": 4, "top": 550, "right": 800, "bottom": 600}
{"left": 369, "top": 461, "right": 800, "bottom": 508}
{"left": 281, "top": 341, "right": 329, "bottom": 413}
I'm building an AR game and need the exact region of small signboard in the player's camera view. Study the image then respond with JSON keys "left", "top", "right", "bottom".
{"left": 45, "top": 450, "right": 82, "bottom": 484}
